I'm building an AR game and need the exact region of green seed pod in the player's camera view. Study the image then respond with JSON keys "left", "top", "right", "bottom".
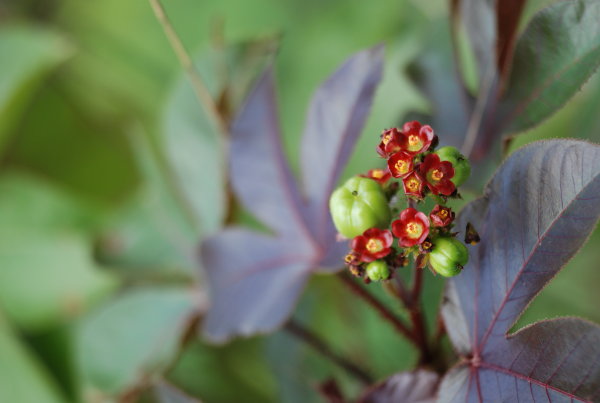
{"left": 329, "top": 176, "right": 391, "bottom": 238}
{"left": 429, "top": 237, "right": 469, "bottom": 277}
{"left": 366, "top": 260, "right": 390, "bottom": 281}
{"left": 434, "top": 146, "right": 471, "bottom": 187}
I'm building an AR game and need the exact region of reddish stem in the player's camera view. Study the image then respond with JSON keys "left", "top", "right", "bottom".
{"left": 338, "top": 272, "right": 418, "bottom": 346}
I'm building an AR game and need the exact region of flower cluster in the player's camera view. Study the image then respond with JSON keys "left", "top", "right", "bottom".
{"left": 329, "top": 121, "right": 475, "bottom": 282}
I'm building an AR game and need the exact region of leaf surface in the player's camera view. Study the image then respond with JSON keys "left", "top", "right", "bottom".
{"left": 499, "top": 0, "right": 600, "bottom": 134}
{"left": 360, "top": 369, "right": 440, "bottom": 403}
{"left": 201, "top": 47, "right": 383, "bottom": 341}
{"left": 439, "top": 140, "right": 600, "bottom": 401}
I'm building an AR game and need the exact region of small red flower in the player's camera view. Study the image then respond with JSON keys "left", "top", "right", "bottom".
{"left": 387, "top": 151, "right": 414, "bottom": 178}
{"left": 398, "top": 121, "right": 435, "bottom": 155}
{"left": 419, "top": 153, "right": 456, "bottom": 196}
{"left": 392, "top": 208, "right": 430, "bottom": 247}
{"left": 430, "top": 205, "right": 455, "bottom": 227}
{"left": 402, "top": 171, "right": 425, "bottom": 199}
{"left": 377, "top": 128, "right": 403, "bottom": 157}
{"left": 361, "top": 168, "right": 392, "bottom": 184}
{"left": 351, "top": 228, "right": 394, "bottom": 262}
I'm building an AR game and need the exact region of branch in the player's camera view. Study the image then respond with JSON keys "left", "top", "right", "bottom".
{"left": 338, "top": 272, "right": 417, "bottom": 346}
{"left": 285, "top": 318, "right": 373, "bottom": 385}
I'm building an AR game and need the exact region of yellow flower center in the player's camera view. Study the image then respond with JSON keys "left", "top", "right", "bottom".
{"left": 344, "top": 253, "right": 354, "bottom": 264}
{"left": 407, "top": 135, "right": 422, "bottom": 151}
{"left": 438, "top": 209, "right": 448, "bottom": 218}
{"left": 366, "top": 238, "right": 384, "bottom": 253}
{"left": 406, "top": 177, "right": 420, "bottom": 192}
{"left": 431, "top": 169, "right": 443, "bottom": 181}
{"left": 406, "top": 221, "right": 424, "bottom": 238}
{"left": 382, "top": 133, "right": 392, "bottom": 145}
{"left": 371, "top": 169, "right": 385, "bottom": 179}
{"left": 394, "top": 160, "right": 409, "bottom": 175}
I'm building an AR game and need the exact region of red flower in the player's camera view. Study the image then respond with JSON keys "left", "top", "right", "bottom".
{"left": 419, "top": 153, "right": 455, "bottom": 196}
{"left": 398, "top": 121, "right": 434, "bottom": 155}
{"left": 351, "top": 228, "right": 393, "bottom": 262}
{"left": 391, "top": 208, "right": 430, "bottom": 247}
{"left": 402, "top": 171, "right": 425, "bottom": 199}
{"left": 377, "top": 128, "right": 403, "bottom": 157}
{"left": 361, "top": 168, "right": 392, "bottom": 184}
{"left": 429, "top": 205, "right": 454, "bottom": 227}
{"left": 387, "top": 151, "right": 414, "bottom": 178}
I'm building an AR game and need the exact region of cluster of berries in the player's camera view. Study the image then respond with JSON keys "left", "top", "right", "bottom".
{"left": 329, "top": 121, "right": 476, "bottom": 283}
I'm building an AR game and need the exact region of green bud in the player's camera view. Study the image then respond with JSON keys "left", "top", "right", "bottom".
{"left": 429, "top": 237, "right": 469, "bottom": 277}
{"left": 366, "top": 260, "right": 390, "bottom": 281}
{"left": 329, "top": 176, "right": 391, "bottom": 238}
{"left": 434, "top": 146, "right": 471, "bottom": 187}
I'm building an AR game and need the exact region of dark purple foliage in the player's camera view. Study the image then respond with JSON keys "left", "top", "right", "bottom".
{"left": 360, "top": 369, "right": 440, "bottom": 403}
{"left": 438, "top": 140, "right": 600, "bottom": 401}
{"left": 200, "top": 46, "right": 384, "bottom": 342}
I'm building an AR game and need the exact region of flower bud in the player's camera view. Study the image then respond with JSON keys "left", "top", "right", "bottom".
{"left": 366, "top": 260, "right": 390, "bottom": 281}
{"left": 434, "top": 146, "right": 471, "bottom": 187}
{"left": 428, "top": 237, "right": 469, "bottom": 277}
{"left": 329, "top": 176, "right": 391, "bottom": 238}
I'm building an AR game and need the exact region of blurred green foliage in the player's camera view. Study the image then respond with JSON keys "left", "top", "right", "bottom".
{"left": 0, "top": 0, "right": 598, "bottom": 401}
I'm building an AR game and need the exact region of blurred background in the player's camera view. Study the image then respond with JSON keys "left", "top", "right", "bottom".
{"left": 0, "top": 0, "right": 598, "bottom": 402}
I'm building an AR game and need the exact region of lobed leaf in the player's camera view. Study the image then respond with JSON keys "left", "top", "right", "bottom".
{"left": 440, "top": 140, "right": 600, "bottom": 401}
{"left": 201, "top": 47, "right": 383, "bottom": 341}
{"left": 498, "top": 0, "right": 600, "bottom": 134}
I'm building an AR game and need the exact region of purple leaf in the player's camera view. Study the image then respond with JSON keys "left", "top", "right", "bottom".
{"left": 359, "top": 369, "right": 440, "bottom": 403}
{"left": 439, "top": 140, "right": 600, "bottom": 401}
{"left": 201, "top": 47, "right": 383, "bottom": 341}
{"left": 301, "top": 45, "right": 383, "bottom": 242}
{"left": 497, "top": 0, "right": 600, "bottom": 134}
{"left": 201, "top": 228, "right": 311, "bottom": 342}
{"left": 230, "top": 67, "right": 310, "bottom": 238}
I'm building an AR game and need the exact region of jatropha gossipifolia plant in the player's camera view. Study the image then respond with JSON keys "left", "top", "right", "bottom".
{"left": 330, "top": 121, "right": 473, "bottom": 282}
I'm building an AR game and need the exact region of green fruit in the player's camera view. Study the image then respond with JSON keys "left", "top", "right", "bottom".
{"left": 366, "top": 261, "right": 390, "bottom": 281}
{"left": 434, "top": 146, "right": 471, "bottom": 187}
{"left": 429, "top": 237, "right": 469, "bottom": 277}
{"left": 329, "top": 176, "right": 391, "bottom": 238}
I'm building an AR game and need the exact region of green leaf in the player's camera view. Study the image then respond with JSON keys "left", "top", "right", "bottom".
{"left": 499, "top": 0, "right": 600, "bottom": 134}
{"left": 162, "top": 39, "right": 276, "bottom": 233}
{"left": 78, "top": 288, "right": 197, "bottom": 396}
{"left": 0, "top": 231, "right": 117, "bottom": 330}
{"left": 0, "top": 316, "right": 66, "bottom": 403}
{"left": 0, "top": 25, "right": 71, "bottom": 152}
{"left": 97, "top": 128, "right": 197, "bottom": 276}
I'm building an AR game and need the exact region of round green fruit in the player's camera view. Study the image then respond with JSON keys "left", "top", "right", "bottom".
{"left": 429, "top": 237, "right": 469, "bottom": 277}
{"left": 366, "top": 261, "right": 390, "bottom": 281}
{"left": 434, "top": 146, "right": 471, "bottom": 187}
{"left": 329, "top": 176, "right": 391, "bottom": 238}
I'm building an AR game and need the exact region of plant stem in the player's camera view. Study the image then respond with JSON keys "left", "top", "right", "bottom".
{"left": 338, "top": 272, "right": 417, "bottom": 346}
{"left": 148, "top": 0, "right": 237, "bottom": 225}
{"left": 148, "top": 0, "right": 228, "bottom": 137}
{"left": 407, "top": 266, "right": 432, "bottom": 364}
{"left": 285, "top": 319, "right": 373, "bottom": 385}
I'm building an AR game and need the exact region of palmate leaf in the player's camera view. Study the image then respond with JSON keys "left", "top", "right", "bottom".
{"left": 201, "top": 46, "right": 383, "bottom": 342}
{"left": 438, "top": 140, "right": 600, "bottom": 401}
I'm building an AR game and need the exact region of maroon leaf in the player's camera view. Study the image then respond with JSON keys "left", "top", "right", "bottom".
{"left": 439, "top": 140, "right": 600, "bottom": 401}
{"left": 359, "top": 369, "right": 440, "bottom": 403}
{"left": 201, "top": 47, "right": 384, "bottom": 341}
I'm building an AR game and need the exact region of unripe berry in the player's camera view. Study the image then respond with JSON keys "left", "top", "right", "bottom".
{"left": 366, "top": 260, "right": 390, "bottom": 281}
{"left": 429, "top": 237, "right": 469, "bottom": 277}
{"left": 434, "top": 146, "right": 471, "bottom": 187}
{"left": 329, "top": 177, "right": 391, "bottom": 238}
